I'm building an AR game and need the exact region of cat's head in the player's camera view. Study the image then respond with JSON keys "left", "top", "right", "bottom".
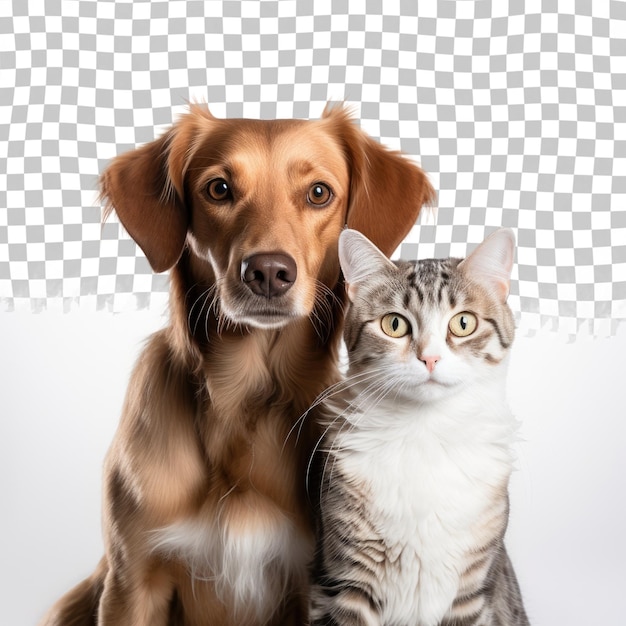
{"left": 338, "top": 228, "right": 516, "bottom": 404}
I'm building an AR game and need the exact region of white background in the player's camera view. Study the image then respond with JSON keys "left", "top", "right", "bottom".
{"left": 1, "top": 310, "right": 625, "bottom": 625}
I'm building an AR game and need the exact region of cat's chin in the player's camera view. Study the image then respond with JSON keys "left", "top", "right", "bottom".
{"left": 410, "top": 378, "right": 462, "bottom": 403}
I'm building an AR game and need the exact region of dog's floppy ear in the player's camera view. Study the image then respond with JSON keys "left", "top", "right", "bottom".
{"left": 100, "top": 107, "right": 208, "bottom": 272}
{"left": 323, "top": 105, "right": 435, "bottom": 257}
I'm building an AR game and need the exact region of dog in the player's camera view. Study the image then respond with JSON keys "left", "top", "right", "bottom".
{"left": 41, "top": 103, "right": 434, "bottom": 625}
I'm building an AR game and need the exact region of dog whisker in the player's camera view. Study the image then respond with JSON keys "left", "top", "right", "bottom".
{"left": 191, "top": 286, "right": 216, "bottom": 339}
{"left": 307, "top": 280, "right": 344, "bottom": 343}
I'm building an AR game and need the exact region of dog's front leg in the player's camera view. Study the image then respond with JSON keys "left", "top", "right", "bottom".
{"left": 97, "top": 565, "right": 174, "bottom": 626}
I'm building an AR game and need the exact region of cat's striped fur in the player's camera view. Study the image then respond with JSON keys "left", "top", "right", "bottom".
{"left": 308, "top": 229, "right": 529, "bottom": 626}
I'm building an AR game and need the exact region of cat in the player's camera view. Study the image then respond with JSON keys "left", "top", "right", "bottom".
{"left": 308, "top": 228, "right": 529, "bottom": 626}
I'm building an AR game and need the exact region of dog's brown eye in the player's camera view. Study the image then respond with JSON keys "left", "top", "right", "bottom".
{"left": 307, "top": 183, "right": 332, "bottom": 207}
{"left": 206, "top": 178, "right": 231, "bottom": 202}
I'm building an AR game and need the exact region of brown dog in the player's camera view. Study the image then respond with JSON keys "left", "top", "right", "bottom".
{"left": 42, "top": 104, "right": 434, "bottom": 625}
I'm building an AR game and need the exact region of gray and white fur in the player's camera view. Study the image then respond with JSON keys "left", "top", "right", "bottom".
{"left": 309, "top": 228, "right": 529, "bottom": 626}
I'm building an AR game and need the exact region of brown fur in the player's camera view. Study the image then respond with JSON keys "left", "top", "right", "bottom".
{"left": 41, "top": 104, "right": 434, "bottom": 625}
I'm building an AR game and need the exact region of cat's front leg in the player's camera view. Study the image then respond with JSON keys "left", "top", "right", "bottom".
{"left": 309, "top": 582, "right": 381, "bottom": 626}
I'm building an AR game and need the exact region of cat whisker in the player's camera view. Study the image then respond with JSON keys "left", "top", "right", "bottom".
{"left": 326, "top": 370, "right": 397, "bottom": 425}
{"left": 283, "top": 369, "right": 384, "bottom": 455}
{"left": 314, "top": 375, "right": 399, "bottom": 501}
{"left": 302, "top": 371, "right": 388, "bottom": 495}
{"left": 305, "top": 412, "right": 346, "bottom": 501}
{"left": 325, "top": 374, "right": 403, "bottom": 471}
{"left": 311, "top": 369, "right": 383, "bottom": 412}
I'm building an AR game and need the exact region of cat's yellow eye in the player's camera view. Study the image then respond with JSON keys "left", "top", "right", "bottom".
{"left": 449, "top": 312, "right": 478, "bottom": 337}
{"left": 381, "top": 314, "right": 410, "bottom": 338}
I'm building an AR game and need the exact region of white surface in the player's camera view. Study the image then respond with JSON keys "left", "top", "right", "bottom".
{"left": 1, "top": 310, "right": 625, "bottom": 625}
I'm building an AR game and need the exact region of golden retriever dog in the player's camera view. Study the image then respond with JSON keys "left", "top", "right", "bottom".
{"left": 42, "top": 104, "right": 434, "bottom": 625}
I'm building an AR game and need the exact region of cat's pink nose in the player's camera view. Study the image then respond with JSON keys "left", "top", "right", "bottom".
{"left": 420, "top": 355, "right": 440, "bottom": 373}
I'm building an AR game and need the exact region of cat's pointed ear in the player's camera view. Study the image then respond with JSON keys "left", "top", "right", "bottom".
{"left": 459, "top": 228, "right": 515, "bottom": 301}
{"left": 339, "top": 228, "right": 396, "bottom": 300}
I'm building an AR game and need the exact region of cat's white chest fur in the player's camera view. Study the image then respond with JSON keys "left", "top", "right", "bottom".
{"left": 336, "top": 393, "right": 514, "bottom": 626}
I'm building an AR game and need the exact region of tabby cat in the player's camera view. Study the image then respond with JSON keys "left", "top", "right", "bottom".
{"left": 309, "top": 228, "right": 529, "bottom": 626}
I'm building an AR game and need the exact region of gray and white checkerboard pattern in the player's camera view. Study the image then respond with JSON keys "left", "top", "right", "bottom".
{"left": 1, "top": 0, "right": 625, "bottom": 336}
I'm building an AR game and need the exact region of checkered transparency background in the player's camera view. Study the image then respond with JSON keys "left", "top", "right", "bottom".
{"left": 1, "top": 0, "right": 625, "bottom": 336}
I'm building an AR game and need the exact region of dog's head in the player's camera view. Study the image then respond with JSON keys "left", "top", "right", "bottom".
{"left": 101, "top": 104, "right": 434, "bottom": 330}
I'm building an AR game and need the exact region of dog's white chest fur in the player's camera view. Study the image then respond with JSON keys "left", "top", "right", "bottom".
{"left": 152, "top": 504, "right": 311, "bottom": 620}
{"left": 337, "top": 399, "right": 513, "bottom": 626}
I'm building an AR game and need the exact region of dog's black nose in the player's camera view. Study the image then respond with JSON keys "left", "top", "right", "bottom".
{"left": 241, "top": 253, "right": 297, "bottom": 298}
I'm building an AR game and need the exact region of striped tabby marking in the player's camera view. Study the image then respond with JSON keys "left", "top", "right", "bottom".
{"left": 309, "top": 229, "right": 528, "bottom": 626}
